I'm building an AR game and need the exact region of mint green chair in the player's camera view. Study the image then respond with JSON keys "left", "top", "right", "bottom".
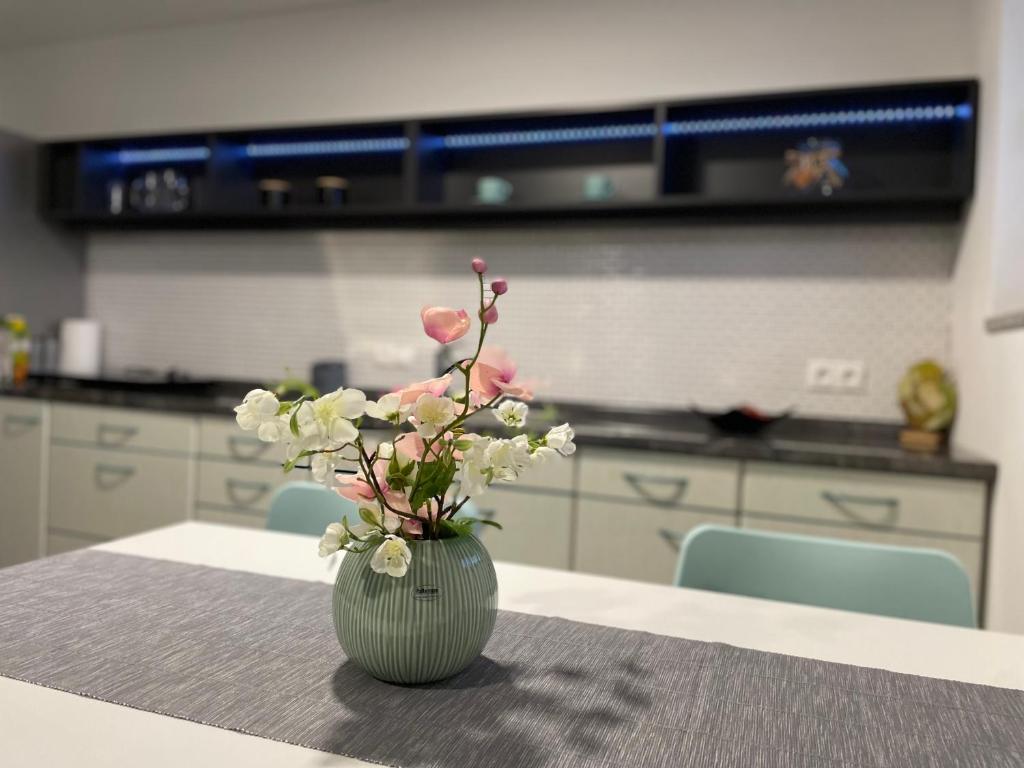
{"left": 267, "top": 481, "right": 358, "bottom": 536}
{"left": 675, "top": 525, "right": 975, "bottom": 627}
{"left": 267, "top": 480, "right": 485, "bottom": 538}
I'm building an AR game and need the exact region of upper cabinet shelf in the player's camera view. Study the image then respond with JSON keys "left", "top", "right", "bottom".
{"left": 39, "top": 80, "right": 978, "bottom": 228}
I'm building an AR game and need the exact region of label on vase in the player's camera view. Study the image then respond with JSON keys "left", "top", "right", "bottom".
{"left": 413, "top": 585, "right": 440, "bottom": 602}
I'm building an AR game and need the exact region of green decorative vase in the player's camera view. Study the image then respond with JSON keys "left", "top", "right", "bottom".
{"left": 332, "top": 535, "right": 498, "bottom": 684}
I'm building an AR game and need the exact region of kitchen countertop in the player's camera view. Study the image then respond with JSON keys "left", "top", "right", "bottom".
{"left": 1, "top": 377, "right": 997, "bottom": 483}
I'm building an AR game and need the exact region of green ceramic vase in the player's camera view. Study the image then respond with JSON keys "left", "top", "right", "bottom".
{"left": 332, "top": 535, "right": 498, "bottom": 684}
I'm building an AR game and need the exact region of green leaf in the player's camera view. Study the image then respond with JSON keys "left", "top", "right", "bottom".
{"left": 408, "top": 455, "right": 457, "bottom": 511}
{"left": 281, "top": 449, "right": 316, "bottom": 473}
{"left": 358, "top": 506, "right": 381, "bottom": 529}
{"left": 456, "top": 517, "right": 503, "bottom": 530}
{"left": 288, "top": 395, "right": 309, "bottom": 438}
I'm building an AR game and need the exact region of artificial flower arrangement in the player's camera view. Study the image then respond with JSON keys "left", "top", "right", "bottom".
{"left": 234, "top": 258, "right": 575, "bottom": 578}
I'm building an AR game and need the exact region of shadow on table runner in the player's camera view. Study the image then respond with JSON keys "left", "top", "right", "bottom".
{"left": 0, "top": 550, "right": 1021, "bottom": 768}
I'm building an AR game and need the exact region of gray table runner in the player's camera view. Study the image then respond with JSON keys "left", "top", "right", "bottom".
{"left": 1, "top": 551, "right": 1021, "bottom": 767}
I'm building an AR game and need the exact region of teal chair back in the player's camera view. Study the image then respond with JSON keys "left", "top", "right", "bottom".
{"left": 676, "top": 525, "right": 975, "bottom": 627}
{"left": 267, "top": 482, "right": 358, "bottom": 536}
{"left": 267, "top": 481, "right": 485, "bottom": 539}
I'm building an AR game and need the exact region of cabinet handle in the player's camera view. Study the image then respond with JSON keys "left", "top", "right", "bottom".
{"left": 97, "top": 423, "right": 139, "bottom": 447}
{"left": 2, "top": 413, "right": 40, "bottom": 436}
{"left": 821, "top": 491, "right": 900, "bottom": 527}
{"left": 95, "top": 463, "right": 136, "bottom": 490}
{"left": 227, "top": 435, "right": 272, "bottom": 461}
{"left": 624, "top": 472, "right": 689, "bottom": 507}
{"left": 657, "top": 528, "right": 686, "bottom": 552}
{"left": 225, "top": 478, "right": 273, "bottom": 506}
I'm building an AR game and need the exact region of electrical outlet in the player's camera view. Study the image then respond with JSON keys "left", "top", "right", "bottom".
{"left": 805, "top": 358, "right": 867, "bottom": 393}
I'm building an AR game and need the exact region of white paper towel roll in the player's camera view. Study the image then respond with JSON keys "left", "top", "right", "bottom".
{"left": 59, "top": 318, "right": 103, "bottom": 378}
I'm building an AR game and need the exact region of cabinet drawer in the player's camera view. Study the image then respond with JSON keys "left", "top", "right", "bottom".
{"left": 48, "top": 445, "right": 191, "bottom": 539}
{"left": 742, "top": 463, "right": 986, "bottom": 538}
{"left": 742, "top": 515, "right": 983, "bottom": 612}
{"left": 579, "top": 449, "right": 739, "bottom": 511}
{"left": 199, "top": 416, "right": 286, "bottom": 464}
{"left": 472, "top": 488, "right": 572, "bottom": 570}
{"left": 195, "top": 506, "right": 267, "bottom": 529}
{"left": 575, "top": 498, "right": 734, "bottom": 584}
{"left": 197, "top": 460, "right": 292, "bottom": 513}
{"left": 52, "top": 403, "right": 194, "bottom": 454}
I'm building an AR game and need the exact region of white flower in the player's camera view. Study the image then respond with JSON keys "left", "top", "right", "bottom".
{"left": 234, "top": 389, "right": 288, "bottom": 443}
{"left": 530, "top": 445, "right": 558, "bottom": 465}
{"left": 365, "top": 393, "right": 407, "bottom": 425}
{"left": 457, "top": 435, "right": 493, "bottom": 497}
{"left": 310, "top": 452, "right": 344, "bottom": 486}
{"left": 363, "top": 501, "right": 402, "bottom": 534}
{"left": 493, "top": 400, "right": 528, "bottom": 428}
{"left": 307, "top": 388, "right": 365, "bottom": 446}
{"left": 485, "top": 434, "right": 532, "bottom": 483}
{"left": 411, "top": 393, "right": 456, "bottom": 438}
{"left": 545, "top": 423, "right": 576, "bottom": 456}
{"left": 370, "top": 535, "right": 412, "bottom": 578}
{"left": 376, "top": 441, "right": 395, "bottom": 460}
{"left": 318, "top": 522, "right": 349, "bottom": 557}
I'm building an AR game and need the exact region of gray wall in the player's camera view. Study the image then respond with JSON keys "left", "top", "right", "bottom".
{"left": 0, "top": 130, "right": 84, "bottom": 333}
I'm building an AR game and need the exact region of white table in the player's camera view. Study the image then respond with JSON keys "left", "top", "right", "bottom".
{"left": 2, "top": 522, "right": 1022, "bottom": 767}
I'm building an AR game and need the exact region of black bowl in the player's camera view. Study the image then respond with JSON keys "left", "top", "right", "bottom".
{"left": 694, "top": 407, "right": 792, "bottom": 436}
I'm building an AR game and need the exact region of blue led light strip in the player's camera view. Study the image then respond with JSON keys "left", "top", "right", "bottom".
{"left": 664, "top": 103, "right": 972, "bottom": 136}
{"left": 244, "top": 137, "right": 410, "bottom": 157}
{"left": 441, "top": 123, "right": 656, "bottom": 149}
{"left": 115, "top": 147, "right": 211, "bottom": 164}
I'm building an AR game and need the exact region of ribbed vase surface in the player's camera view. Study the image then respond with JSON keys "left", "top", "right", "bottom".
{"left": 332, "top": 535, "right": 498, "bottom": 684}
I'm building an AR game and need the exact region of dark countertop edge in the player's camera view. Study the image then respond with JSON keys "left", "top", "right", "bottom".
{"left": 0, "top": 384, "right": 997, "bottom": 484}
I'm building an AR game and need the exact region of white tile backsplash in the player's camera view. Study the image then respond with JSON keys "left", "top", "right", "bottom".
{"left": 84, "top": 223, "right": 958, "bottom": 420}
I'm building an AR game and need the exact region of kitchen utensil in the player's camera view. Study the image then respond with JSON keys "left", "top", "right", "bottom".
{"left": 693, "top": 405, "right": 792, "bottom": 435}
{"left": 312, "top": 361, "right": 348, "bottom": 395}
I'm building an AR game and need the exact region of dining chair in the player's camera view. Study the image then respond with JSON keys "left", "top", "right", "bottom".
{"left": 675, "top": 524, "right": 976, "bottom": 627}
{"left": 266, "top": 481, "right": 485, "bottom": 538}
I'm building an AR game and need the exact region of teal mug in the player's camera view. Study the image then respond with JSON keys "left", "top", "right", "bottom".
{"left": 583, "top": 173, "right": 615, "bottom": 201}
{"left": 476, "top": 176, "right": 513, "bottom": 204}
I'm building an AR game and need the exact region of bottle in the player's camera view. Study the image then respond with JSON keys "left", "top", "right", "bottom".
{"left": 4, "top": 314, "right": 30, "bottom": 386}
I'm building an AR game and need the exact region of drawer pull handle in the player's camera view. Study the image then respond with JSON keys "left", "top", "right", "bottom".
{"left": 227, "top": 435, "right": 272, "bottom": 460}
{"left": 821, "top": 491, "right": 900, "bottom": 527}
{"left": 3, "top": 413, "right": 40, "bottom": 435}
{"left": 95, "top": 463, "right": 136, "bottom": 489}
{"left": 657, "top": 528, "right": 686, "bottom": 552}
{"left": 225, "top": 479, "right": 273, "bottom": 506}
{"left": 624, "top": 472, "right": 689, "bottom": 507}
{"left": 97, "top": 423, "right": 139, "bottom": 446}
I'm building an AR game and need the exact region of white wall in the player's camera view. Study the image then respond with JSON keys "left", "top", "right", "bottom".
{"left": 0, "top": 0, "right": 977, "bottom": 139}
{"left": 951, "top": 0, "right": 1024, "bottom": 633}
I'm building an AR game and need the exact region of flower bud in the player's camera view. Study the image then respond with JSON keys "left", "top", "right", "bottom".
{"left": 490, "top": 278, "right": 508, "bottom": 295}
{"left": 481, "top": 305, "right": 499, "bottom": 324}
{"left": 471, "top": 257, "right": 488, "bottom": 274}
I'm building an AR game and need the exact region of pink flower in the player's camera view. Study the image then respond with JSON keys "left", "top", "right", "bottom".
{"left": 490, "top": 278, "right": 508, "bottom": 295}
{"left": 336, "top": 475, "right": 377, "bottom": 504}
{"left": 481, "top": 305, "right": 499, "bottom": 324}
{"left": 472, "top": 257, "right": 488, "bottom": 274}
{"left": 394, "top": 374, "right": 452, "bottom": 408}
{"left": 470, "top": 347, "right": 534, "bottom": 401}
{"left": 421, "top": 306, "right": 470, "bottom": 344}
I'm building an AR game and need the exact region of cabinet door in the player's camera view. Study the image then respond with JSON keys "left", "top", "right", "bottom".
{"left": 0, "top": 398, "right": 46, "bottom": 566}
{"left": 742, "top": 462, "right": 986, "bottom": 537}
{"left": 48, "top": 445, "right": 191, "bottom": 539}
{"left": 196, "top": 460, "right": 292, "bottom": 514}
{"left": 472, "top": 488, "right": 572, "bottom": 570}
{"left": 52, "top": 403, "right": 194, "bottom": 454}
{"left": 575, "top": 498, "right": 734, "bottom": 584}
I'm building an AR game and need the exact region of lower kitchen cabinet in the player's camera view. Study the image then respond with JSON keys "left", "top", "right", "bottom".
{"left": 195, "top": 506, "right": 268, "bottom": 529}
{"left": 0, "top": 398, "right": 46, "bottom": 566}
{"left": 48, "top": 445, "right": 192, "bottom": 540}
{"left": 575, "top": 498, "right": 734, "bottom": 584}
{"left": 46, "top": 531, "right": 103, "bottom": 555}
{"left": 473, "top": 487, "right": 573, "bottom": 570}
